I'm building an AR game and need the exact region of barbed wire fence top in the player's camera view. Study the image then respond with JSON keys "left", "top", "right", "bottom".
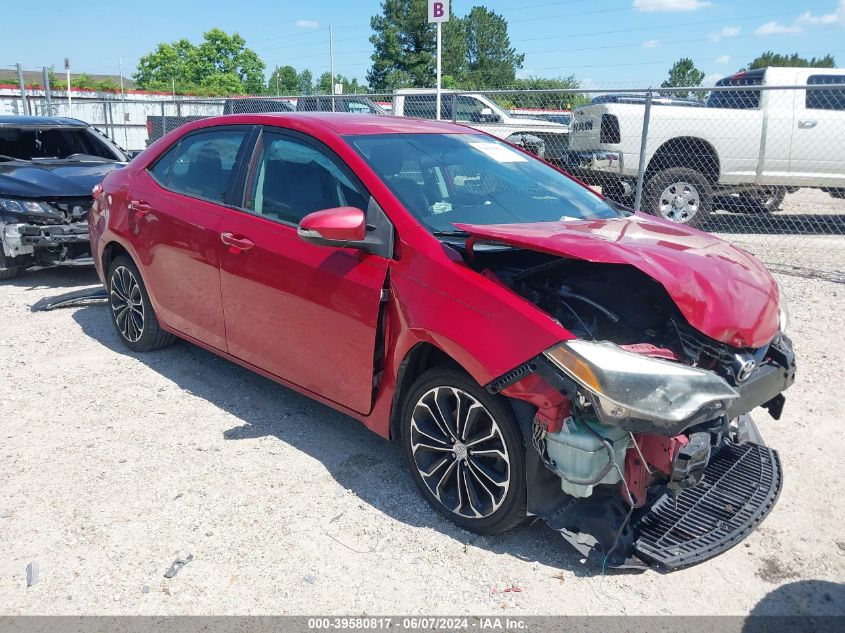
{"left": 3, "top": 82, "right": 844, "bottom": 277}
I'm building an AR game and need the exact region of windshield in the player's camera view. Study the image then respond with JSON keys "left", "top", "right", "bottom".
{"left": 0, "top": 126, "right": 124, "bottom": 161}
{"left": 347, "top": 133, "right": 617, "bottom": 233}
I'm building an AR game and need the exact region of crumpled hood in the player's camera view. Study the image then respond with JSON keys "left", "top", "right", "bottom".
{"left": 455, "top": 213, "right": 780, "bottom": 348}
{"left": 0, "top": 161, "right": 123, "bottom": 198}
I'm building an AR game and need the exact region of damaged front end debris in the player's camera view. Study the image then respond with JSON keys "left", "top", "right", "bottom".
{"left": 477, "top": 245, "right": 795, "bottom": 569}
{"left": 1, "top": 197, "right": 94, "bottom": 278}
{"left": 491, "top": 347, "right": 792, "bottom": 570}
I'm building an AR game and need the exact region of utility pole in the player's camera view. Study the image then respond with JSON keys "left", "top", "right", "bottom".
{"left": 119, "top": 57, "right": 129, "bottom": 147}
{"left": 329, "top": 26, "right": 335, "bottom": 112}
{"left": 16, "top": 64, "right": 30, "bottom": 116}
{"left": 64, "top": 58, "right": 72, "bottom": 115}
{"left": 42, "top": 66, "right": 52, "bottom": 114}
{"left": 428, "top": 1, "right": 449, "bottom": 120}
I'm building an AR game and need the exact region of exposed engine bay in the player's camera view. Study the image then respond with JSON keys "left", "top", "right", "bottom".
{"left": 469, "top": 246, "right": 796, "bottom": 569}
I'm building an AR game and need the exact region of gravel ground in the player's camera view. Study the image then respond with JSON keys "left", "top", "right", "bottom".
{"left": 1, "top": 253, "right": 843, "bottom": 615}
{"left": 708, "top": 188, "right": 845, "bottom": 276}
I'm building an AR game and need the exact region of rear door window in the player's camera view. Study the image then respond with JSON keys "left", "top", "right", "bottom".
{"left": 806, "top": 74, "right": 845, "bottom": 110}
{"left": 707, "top": 73, "right": 764, "bottom": 110}
{"left": 162, "top": 129, "right": 248, "bottom": 203}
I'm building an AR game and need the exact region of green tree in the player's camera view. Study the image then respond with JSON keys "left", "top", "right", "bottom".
{"left": 315, "top": 72, "right": 365, "bottom": 95}
{"left": 660, "top": 57, "right": 705, "bottom": 97}
{"left": 367, "top": 0, "right": 522, "bottom": 91}
{"left": 297, "top": 69, "right": 314, "bottom": 95}
{"left": 460, "top": 7, "right": 523, "bottom": 88}
{"left": 743, "top": 51, "right": 836, "bottom": 71}
{"left": 268, "top": 65, "right": 300, "bottom": 95}
{"left": 507, "top": 75, "right": 588, "bottom": 109}
{"left": 134, "top": 29, "right": 265, "bottom": 96}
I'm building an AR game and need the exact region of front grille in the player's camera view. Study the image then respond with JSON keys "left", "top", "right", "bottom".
{"left": 673, "top": 319, "right": 741, "bottom": 366}
{"left": 633, "top": 441, "right": 782, "bottom": 569}
{"left": 45, "top": 196, "right": 93, "bottom": 222}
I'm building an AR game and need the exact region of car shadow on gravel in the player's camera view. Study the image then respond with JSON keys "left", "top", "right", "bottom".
{"left": 1, "top": 267, "right": 100, "bottom": 291}
{"left": 702, "top": 211, "right": 845, "bottom": 235}
{"left": 746, "top": 580, "right": 845, "bottom": 623}
{"left": 71, "top": 302, "right": 629, "bottom": 578}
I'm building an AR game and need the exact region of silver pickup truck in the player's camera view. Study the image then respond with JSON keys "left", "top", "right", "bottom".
{"left": 392, "top": 89, "right": 569, "bottom": 162}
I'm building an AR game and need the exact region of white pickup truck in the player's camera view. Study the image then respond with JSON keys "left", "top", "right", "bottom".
{"left": 391, "top": 89, "right": 569, "bottom": 162}
{"left": 566, "top": 67, "right": 845, "bottom": 226}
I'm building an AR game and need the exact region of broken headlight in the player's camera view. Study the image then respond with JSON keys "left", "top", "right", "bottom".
{"left": 544, "top": 340, "right": 738, "bottom": 425}
{"left": 0, "top": 198, "right": 56, "bottom": 217}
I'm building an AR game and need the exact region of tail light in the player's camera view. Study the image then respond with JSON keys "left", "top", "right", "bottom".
{"left": 600, "top": 114, "right": 621, "bottom": 144}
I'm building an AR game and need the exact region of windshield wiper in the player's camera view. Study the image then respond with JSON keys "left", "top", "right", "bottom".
{"left": 0, "top": 154, "right": 29, "bottom": 162}
{"left": 432, "top": 229, "right": 470, "bottom": 238}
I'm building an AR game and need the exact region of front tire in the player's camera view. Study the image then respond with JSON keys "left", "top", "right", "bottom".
{"left": 107, "top": 255, "right": 175, "bottom": 352}
{"left": 0, "top": 251, "right": 20, "bottom": 280}
{"left": 400, "top": 367, "right": 526, "bottom": 535}
{"left": 643, "top": 167, "right": 712, "bottom": 228}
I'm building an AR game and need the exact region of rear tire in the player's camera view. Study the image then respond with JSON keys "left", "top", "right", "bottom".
{"left": 737, "top": 187, "right": 786, "bottom": 213}
{"left": 643, "top": 167, "right": 712, "bottom": 228}
{"left": 107, "top": 255, "right": 175, "bottom": 352}
{"left": 400, "top": 367, "right": 526, "bottom": 535}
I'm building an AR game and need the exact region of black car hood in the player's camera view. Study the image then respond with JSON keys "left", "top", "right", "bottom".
{"left": 0, "top": 161, "right": 124, "bottom": 198}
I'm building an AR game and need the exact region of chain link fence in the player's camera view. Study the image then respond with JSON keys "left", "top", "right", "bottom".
{"left": 3, "top": 80, "right": 844, "bottom": 275}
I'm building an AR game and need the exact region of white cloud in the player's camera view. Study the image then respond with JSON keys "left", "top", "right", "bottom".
{"left": 633, "top": 0, "right": 713, "bottom": 12}
{"left": 642, "top": 39, "right": 660, "bottom": 48}
{"left": 709, "top": 25, "right": 740, "bottom": 41}
{"left": 295, "top": 19, "right": 320, "bottom": 29}
{"left": 755, "top": 21, "right": 802, "bottom": 35}
{"left": 798, "top": 1, "right": 845, "bottom": 26}
{"left": 715, "top": 54, "right": 731, "bottom": 64}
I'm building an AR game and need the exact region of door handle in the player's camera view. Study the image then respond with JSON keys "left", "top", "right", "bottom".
{"left": 798, "top": 119, "right": 817, "bottom": 129}
{"left": 220, "top": 232, "right": 255, "bottom": 252}
{"left": 128, "top": 200, "right": 153, "bottom": 215}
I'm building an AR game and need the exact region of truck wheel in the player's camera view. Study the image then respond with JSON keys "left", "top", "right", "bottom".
{"left": 737, "top": 187, "right": 786, "bottom": 213}
{"left": 0, "top": 251, "right": 21, "bottom": 280}
{"left": 643, "top": 167, "right": 712, "bottom": 228}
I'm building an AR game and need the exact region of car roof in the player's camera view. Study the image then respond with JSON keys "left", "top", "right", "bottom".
{"left": 0, "top": 116, "right": 88, "bottom": 127}
{"left": 193, "top": 112, "right": 479, "bottom": 136}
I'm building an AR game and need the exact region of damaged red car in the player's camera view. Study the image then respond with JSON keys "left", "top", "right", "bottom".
{"left": 89, "top": 113, "right": 795, "bottom": 569}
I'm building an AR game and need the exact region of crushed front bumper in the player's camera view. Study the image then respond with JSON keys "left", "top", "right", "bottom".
{"left": 498, "top": 335, "right": 795, "bottom": 570}
{"left": 534, "top": 427, "right": 782, "bottom": 570}
{"left": 1, "top": 220, "right": 92, "bottom": 269}
{"left": 632, "top": 437, "right": 781, "bottom": 569}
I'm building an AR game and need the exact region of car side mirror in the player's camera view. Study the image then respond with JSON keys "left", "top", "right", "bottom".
{"left": 297, "top": 206, "right": 367, "bottom": 247}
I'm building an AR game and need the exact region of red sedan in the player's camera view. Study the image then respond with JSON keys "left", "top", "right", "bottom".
{"left": 89, "top": 113, "right": 795, "bottom": 569}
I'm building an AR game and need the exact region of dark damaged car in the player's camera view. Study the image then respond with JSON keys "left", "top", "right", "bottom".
{"left": 0, "top": 116, "right": 128, "bottom": 279}
{"left": 89, "top": 114, "right": 795, "bottom": 569}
